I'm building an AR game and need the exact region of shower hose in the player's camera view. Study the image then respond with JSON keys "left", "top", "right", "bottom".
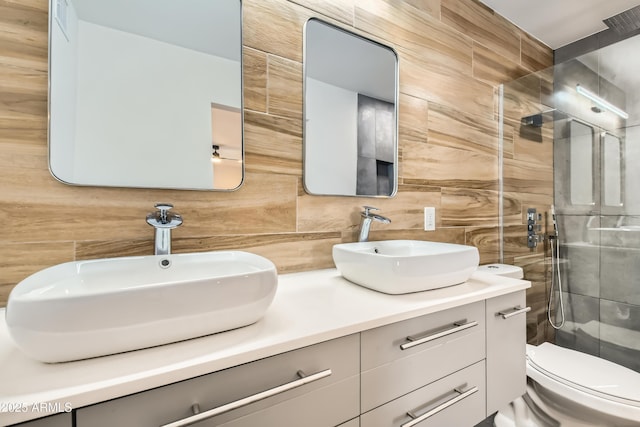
{"left": 548, "top": 234, "right": 565, "bottom": 329}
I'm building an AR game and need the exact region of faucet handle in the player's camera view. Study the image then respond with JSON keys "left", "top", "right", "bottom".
{"left": 151, "top": 203, "right": 180, "bottom": 225}
{"left": 362, "top": 206, "right": 380, "bottom": 216}
{"left": 154, "top": 203, "right": 174, "bottom": 212}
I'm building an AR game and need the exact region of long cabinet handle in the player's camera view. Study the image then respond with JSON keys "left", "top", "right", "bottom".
{"left": 400, "top": 320, "right": 478, "bottom": 350}
{"left": 160, "top": 369, "right": 332, "bottom": 427}
{"left": 401, "top": 385, "right": 479, "bottom": 427}
{"left": 498, "top": 306, "right": 531, "bottom": 319}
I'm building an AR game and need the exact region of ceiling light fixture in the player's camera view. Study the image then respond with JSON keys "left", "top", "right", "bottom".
{"left": 576, "top": 84, "right": 629, "bottom": 119}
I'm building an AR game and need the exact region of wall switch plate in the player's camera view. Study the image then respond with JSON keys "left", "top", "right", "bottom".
{"left": 424, "top": 207, "right": 436, "bottom": 231}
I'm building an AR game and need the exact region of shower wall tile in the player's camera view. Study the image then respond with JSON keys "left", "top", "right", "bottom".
{"left": 562, "top": 243, "right": 600, "bottom": 298}
{"left": 556, "top": 214, "right": 595, "bottom": 243}
{"left": 0, "top": 0, "right": 553, "bottom": 307}
{"left": 600, "top": 299, "right": 640, "bottom": 371}
{"left": 503, "top": 157, "right": 553, "bottom": 195}
{"left": 500, "top": 192, "right": 524, "bottom": 226}
{"left": 513, "top": 120, "right": 553, "bottom": 164}
{"left": 600, "top": 247, "right": 640, "bottom": 305}
{"left": 555, "top": 292, "right": 601, "bottom": 357}
{"left": 501, "top": 120, "right": 515, "bottom": 160}
{"left": 601, "top": 299, "right": 640, "bottom": 332}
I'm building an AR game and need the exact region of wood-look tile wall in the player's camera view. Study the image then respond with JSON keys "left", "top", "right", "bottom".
{"left": 0, "top": 0, "right": 553, "bottom": 342}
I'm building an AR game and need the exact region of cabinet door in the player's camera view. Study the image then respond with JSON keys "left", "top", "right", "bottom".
{"left": 486, "top": 291, "right": 528, "bottom": 415}
{"left": 76, "top": 334, "right": 359, "bottom": 427}
{"left": 11, "top": 413, "right": 72, "bottom": 427}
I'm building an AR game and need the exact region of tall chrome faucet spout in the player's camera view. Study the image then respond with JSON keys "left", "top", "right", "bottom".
{"left": 358, "top": 206, "right": 391, "bottom": 242}
{"left": 146, "top": 203, "right": 183, "bottom": 255}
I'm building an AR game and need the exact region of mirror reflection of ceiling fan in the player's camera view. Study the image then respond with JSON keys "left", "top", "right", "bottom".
{"left": 211, "top": 144, "right": 242, "bottom": 163}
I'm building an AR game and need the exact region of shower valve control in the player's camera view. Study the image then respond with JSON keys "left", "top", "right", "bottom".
{"left": 527, "top": 208, "right": 542, "bottom": 248}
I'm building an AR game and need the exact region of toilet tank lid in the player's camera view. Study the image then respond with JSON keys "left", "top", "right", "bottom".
{"left": 477, "top": 264, "right": 523, "bottom": 279}
{"left": 528, "top": 342, "right": 640, "bottom": 404}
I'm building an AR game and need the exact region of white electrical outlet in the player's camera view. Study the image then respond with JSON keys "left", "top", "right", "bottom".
{"left": 424, "top": 207, "right": 436, "bottom": 231}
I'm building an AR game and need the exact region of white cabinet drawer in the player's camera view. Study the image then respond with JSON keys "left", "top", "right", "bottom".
{"left": 361, "top": 360, "right": 486, "bottom": 427}
{"left": 76, "top": 334, "right": 359, "bottom": 427}
{"left": 360, "top": 301, "right": 485, "bottom": 411}
{"left": 486, "top": 291, "right": 528, "bottom": 415}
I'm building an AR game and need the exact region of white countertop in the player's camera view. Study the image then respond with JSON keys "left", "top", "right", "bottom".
{"left": 0, "top": 268, "right": 529, "bottom": 425}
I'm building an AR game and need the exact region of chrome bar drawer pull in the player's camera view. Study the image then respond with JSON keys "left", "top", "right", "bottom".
{"left": 160, "top": 369, "right": 332, "bottom": 427}
{"left": 400, "top": 320, "right": 478, "bottom": 350}
{"left": 498, "top": 306, "right": 531, "bottom": 319}
{"left": 401, "top": 385, "right": 479, "bottom": 427}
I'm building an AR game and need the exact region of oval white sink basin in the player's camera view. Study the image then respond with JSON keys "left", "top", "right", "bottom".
{"left": 6, "top": 251, "right": 278, "bottom": 363}
{"left": 332, "top": 240, "right": 479, "bottom": 294}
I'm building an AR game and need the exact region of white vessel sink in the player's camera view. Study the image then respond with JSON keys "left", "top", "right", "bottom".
{"left": 332, "top": 240, "right": 479, "bottom": 294}
{"left": 6, "top": 251, "right": 278, "bottom": 363}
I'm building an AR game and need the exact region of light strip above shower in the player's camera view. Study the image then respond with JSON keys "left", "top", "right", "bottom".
{"left": 576, "top": 84, "right": 629, "bottom": 119}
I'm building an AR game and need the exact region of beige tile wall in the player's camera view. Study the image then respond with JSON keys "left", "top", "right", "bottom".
{"left": 0, "top": 0, "right": 553, "bottom": 341}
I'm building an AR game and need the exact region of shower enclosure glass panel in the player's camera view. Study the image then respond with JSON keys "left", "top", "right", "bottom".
{"left": 500, "top": 32, "right": 640, "bottom": 374}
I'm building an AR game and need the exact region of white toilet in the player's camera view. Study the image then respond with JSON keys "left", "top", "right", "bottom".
{"left": 494, "top": 338, "right": 640, "bottom": 426}
{"left": 479, "top": 264, "right": 640, "bottom": 426}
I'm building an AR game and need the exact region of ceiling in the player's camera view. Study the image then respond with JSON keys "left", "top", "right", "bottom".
{"left": 72, "top": 0, "right": 241, "bottom": 61}
{"left": 478, "top": 0, "right": 640, "bottom": 49}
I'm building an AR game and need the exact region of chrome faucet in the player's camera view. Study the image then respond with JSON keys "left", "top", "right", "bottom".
{"left": 358, "top": 206, "right": 391, "bottom": 242}
{"left": 146, "top": 203, "right": 183, "bottom": 255}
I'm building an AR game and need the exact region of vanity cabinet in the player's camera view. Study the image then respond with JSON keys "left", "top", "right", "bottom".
{"left": 486, "top": 290, "right": 528, "bottom": 415}
{"left": 7, "top": 288, "right": 528, "bottom": 427}
{"left": 75, "top": 334, "right": 360, "bottom": 427}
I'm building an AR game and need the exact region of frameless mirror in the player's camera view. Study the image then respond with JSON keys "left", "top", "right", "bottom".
{"left": 48, "top": 0, "right": 243, "bottom": 190}
{"left": 303, "top": 18, "right": 398, "bottom": 197}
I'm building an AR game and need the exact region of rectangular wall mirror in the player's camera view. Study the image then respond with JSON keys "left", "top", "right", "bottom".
{"left": 303, "top": 18, "right": 398, "bottom": 197}
{"left": 48, "top": 0, "right": 243, "bottom": 191}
